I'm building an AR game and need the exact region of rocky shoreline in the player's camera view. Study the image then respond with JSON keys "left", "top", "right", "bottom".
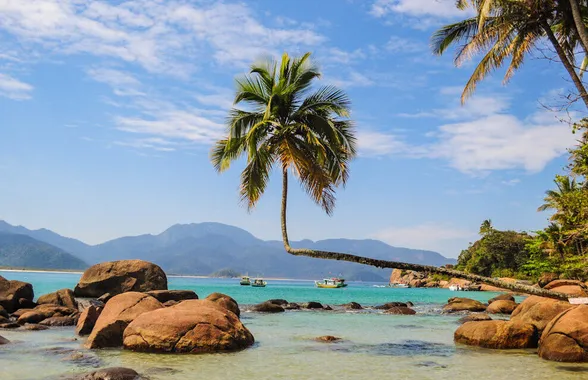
{"left": 2, "top": 259, "right": 588, "bottom": 379}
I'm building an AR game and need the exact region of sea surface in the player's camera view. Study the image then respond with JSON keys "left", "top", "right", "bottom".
{"left": 1, "top": 271, "right": 587, "bottom": 380}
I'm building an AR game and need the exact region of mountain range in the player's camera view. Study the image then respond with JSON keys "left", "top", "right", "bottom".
{"left": 0, "top": 220, "right": 456, "bottom": 281}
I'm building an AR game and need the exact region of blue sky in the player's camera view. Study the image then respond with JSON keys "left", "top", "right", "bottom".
{"left": 0, "top": 0, "right": 582, "bottom": 257}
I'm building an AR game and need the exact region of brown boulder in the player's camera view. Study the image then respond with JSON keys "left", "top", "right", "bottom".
{"left": 23, "top": 323, "right": 49, "bottom": 331}
{"left": 68, "top": 367, "right": 141, "bottom": 380}
{"left": 145, "top": 290, "right": 197, "bottom": 303}
{"left": 454, "top": 320, "right": 538, "bottom": 349}
{"left": 0, "top": 315, "right": 8, "bottom": 323}
{"left": 543, "top": 279, "right": 588, "bottom": 297}
{"left": 85, "top": 292, "right": 163, "bottom": 349}
{"left": 37, "top": 289, "right": 78, "bottom": 309}
{"left": 40, "top": 316, "right": 77, "bottom": 326}
{"left": 444, "top": 278, "right": 472, "bottom": 289}
{"left": 0, "top": 275, "right": 34, "bottom": 313}
{"left": 252, "top": 301, "right": 285, "bottom": 313}
{"left": 76, "top": 305, "right": 103, "bottom": 336}
{"left": 341, "top": 302, "right": 363, "bottom": 310}
{"left": 480, "top": 284, "right": 508, "bottom": 292}
{"left": 538, "top": 272, "right": 559, "bottom": 288}
{"left": 0, "top": 322, "right": 20, "bottom": 329}
{"left": 74, "top": 260, "right": 167, "bottom": 298}
{"left": 443, "top": 297, "right": 486, "bottom": 313}
{"left": 486, "top": 300, "right": 518, "bottom": 314}
{"left": 17, "top": 305, "right": 77, "bottom": 324}
{"left": 488, "top": 293, "right": 515, "bottom": 304}
{"left": 0, "top": 305, "right": 8, "bottom": 318}
{"left": 458, "top": 313, "right": 492, "bottom": 324}
{"left": 384, "top": 306, "right": 416, "bottom": 315}
{"left": 0, "top": 335, "right": 9, "bottom": 345}
{"left": 510, "top": 296, "right": 574, "bottom": 333}
{"left": 205, "top": 293, "right": 240, "bottom": 317}
{"left": 538, "top": 305, "right": 588, "bottom": 362}
{"left": 544, "top": 279, "right": 587, "bottom": 290}
{"left": 123, "top": 299, "right": 254, "bottom": 353}
{"left": 374, "top": 302, "right": 408, "bottom": 310}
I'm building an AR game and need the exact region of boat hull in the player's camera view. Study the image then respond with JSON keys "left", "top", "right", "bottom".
{"left": 316, "top": 283, "right": 347, "bottom": 288}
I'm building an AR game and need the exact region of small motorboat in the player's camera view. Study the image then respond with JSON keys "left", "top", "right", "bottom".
{"left": 240, "top": 276, "right": 251, "bottom": 286}
{"left": 251, "top": 278, "right": 267, "bottom": 287}
{"left": 390, "top": 282, "right": 410, "bottom": 288}
{"left": 315, "top": 277, "right": 347, "bottom": 288}
{"left": 449, "top": 284, "right": 463, "bottom": 291}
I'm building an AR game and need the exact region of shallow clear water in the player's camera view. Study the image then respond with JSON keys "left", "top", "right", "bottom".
{"left": 1, "top": 271, "right": 587, "bottom": 380}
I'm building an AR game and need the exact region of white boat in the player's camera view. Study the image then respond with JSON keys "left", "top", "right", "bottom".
{"left": 315, "top": 277, "right": 347, "bottom": 288}
{"left": 390, "top": 282, "right": 409, "bottom": 288}
{"left": 449, "top": 284, "right": 463, "bottom": 291}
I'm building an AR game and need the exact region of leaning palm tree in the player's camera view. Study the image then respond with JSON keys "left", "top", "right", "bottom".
{"left": 538, "top": 175, "right": 580, "bottom": 225}
{"left": 432, "top": 0, "right": 588, "bottom": 108}
{"left": 211, "top": 52, "right": 568, "bottom": 300}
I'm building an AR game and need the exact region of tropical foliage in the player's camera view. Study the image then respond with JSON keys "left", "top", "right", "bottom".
{"left": 432, "top": 0, "right": 588, "bottom": 107}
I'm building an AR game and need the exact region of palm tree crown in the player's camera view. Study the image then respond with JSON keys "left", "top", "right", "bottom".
{"left": 211, "top": 52, "right": 356, "bottom": 215}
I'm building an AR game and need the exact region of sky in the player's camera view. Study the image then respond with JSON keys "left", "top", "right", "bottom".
{"left": 0, "top": 0, "right": 583, "bottom": 258}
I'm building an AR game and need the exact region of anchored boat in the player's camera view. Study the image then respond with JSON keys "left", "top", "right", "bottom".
{"left": 251, "top": 278, "right": 267, "bottom": 287}
{"left": 240, "top": 276, "right": 251, "bottom": 286}
{"left": 315, "top": 277, "right": 348, "bottom": 288}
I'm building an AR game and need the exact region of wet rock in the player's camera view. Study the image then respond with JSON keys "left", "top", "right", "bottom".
{"left": 123, "top": 299, "right": 255, "bottom": 353}
{"left": 0, "top": 335, "right": 9, "bottom": 344}
{"left": 18, "top": 298, "right": 37, "bottom": 309}
{"left": 76, "top": 305, "right": 103, "bottom": 336}
{"left": 38, "top": 289, "right": 78, "bottom": 309}
{"left": 539, "top": 305, "right": 588, "bottom": 362}
{"left": 265, "top": 299, "right": 288, "bottom": 306}
{"left": 74, "top": 260, "right": 167, "bottom": 298}
{"left": 62, "top": 352, "right": 103, "bottom": 368}
{"left": 303, "top": 301, "right": 324, "bottom": 309}
{"left": 0, "top": 315, "right": 8, "bottom": 323}
{"left": 486, "top": 300, "right": 518, "bottom": 314}
{"left": 510, "top": 295, "right": 575, "bottom": 334}
{"left": 488, "top": 293, "right": 515, "bottom": 304}
{"left": 23, "top": 323, "right": 49, "bottom": 331}
{"left": 40, "top": 316, "right": 77, "bottom": 326}
{"left": 205, "top": 292, "right": 240, "bottom": 317}
{"left": 443, "top": 298, "right": 486, "bottom": 313}
{"left": 283, "top": 303, "right": 300, "bottom": 310}
{"left": 538, "top": 273, "right": 559, "bottom": 288}
{"left": 17, "top": 305, "right": 77, "bottom": 325}
{"left": 146, "top": 290, "right": 197, "bottom": 303}
{"left": 0, "top": 275, "right": 34, "bottom": 313}
{"left": 97, "top": 293, "right": 113, "bottom": 304}
{"left": 67, "top": 367, "right": 141, "bottom": 380}
{"left": 76, "top": 298, "right": 105, "bottom": 313}
{"left": 544, "top": 280, "right": 588, "bottom": 297}
{"left": 11, "top": 308, "right": 33, "bottom": 318}
{"left": 458, "top": 313, "right": 492, "bottom": 324}
{"left": 406, "top": 301, "right": 414, "bottom": 307}
{"left": 454, "top": 320, "right": 538, "bottom": 349}
{"left": 384, "top": 306, "right": 416, "bottom": 315}
{"left": 0, "top": 322, "right": 20, "bottom": 329}
{"left": 315, "top": 335, "right": 341, "bottom": 342}
{"left": 85, "top": 292, "right": 163, "bottom": 349}
{"left": 252, "top": 301, "right": 285, "bottom": 313}
{"left": 0, "top": 305, "right": 8, "bottom": 318}
{"left": 323, "top": 305, "right": 333, "bottom": 311}
{"left": 341, "top": 302, "right": 363, "bottom": 310}
{"left": 374, "top": 302, "right": 408, "bottom": 310}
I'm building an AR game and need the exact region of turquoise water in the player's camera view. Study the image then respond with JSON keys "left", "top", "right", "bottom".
{"left": 1, "top": 271, "right": 587, "bottom": 380}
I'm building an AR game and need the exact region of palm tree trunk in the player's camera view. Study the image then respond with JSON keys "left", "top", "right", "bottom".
{"left": 541, "top": 20, "right": 588, "bottom": 109}
{"left": 569, "top": 0, "right": 588, "bottom": 55}
{"left": 281, "top": 168, "right": 569, "bottom": 301}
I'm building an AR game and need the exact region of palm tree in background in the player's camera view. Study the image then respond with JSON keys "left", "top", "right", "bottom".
{"left": 479, "top": 219, "right": 494, "bottom": 235}
{"left": 432, "top": 0, "right": 588, "bottom": 108}
{"left": 211, "top": 52, "right": 568, "bottom": 300}
{"left": 538, "top": 175, "right": 580, "bottom": 224}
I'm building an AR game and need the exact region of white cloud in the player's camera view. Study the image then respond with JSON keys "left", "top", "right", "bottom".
{"left": 329, "top": 71, "right": 375, "bottom": 88}
{"left": 87, "top": 67, "right": 140, "bottom": 87}
{"left": 370, "top": 0, "right": 466, "bottom": 18}
{"left": 385, "top": 36, "right": 425, "bottom": 53}
{"left": 194, "top": 87, "right": 234, "bottom": 110}
{"left": 502, "top": 179, "right": 521, "bottom": 186}
{"left": 372, "top": 222, "right": 475, "bottom": 254}
{"left": 113, "top": 137, "right": 180, "bottom": 152}
{"left": 0, "top": 0, "right": 325, "bottom": 75}
{"left": 0, "top": 73, "right": 33, "bottom": 100}
{"left": 357, "top": 130, "right": 409, "bottom": 156}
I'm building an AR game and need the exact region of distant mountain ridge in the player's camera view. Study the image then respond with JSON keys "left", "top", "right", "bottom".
{"left": 0, "top": 220, "right": 456, "bottom": 281}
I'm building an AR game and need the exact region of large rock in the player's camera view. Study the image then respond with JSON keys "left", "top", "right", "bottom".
{"left": 145, "top": 290, "right": 197, "bottom": 303}
{"left": 538, "top": 273, "right": 559, "bottom": 288}
{"left": 85, "top": 292, "right": 163, "bottom": 349}
{"left": 458, "top": 313, "right": 492, "bottom": 324}
{"left": 454, "top": 320, "right": 538, "bottom": 349}
{"left": 443, "top": 297, "right": 486, "bottom": 313}
{"left": 443, "top": 278, "right": 472, "bottom": 289}
{"left": 123, "top": 300, "right": 254, "bottom": 353}
{"left": 17, "top": 305, "right": 77, "bottom": 324}
{"left": 538, "top": 305, "right": 588, "bottom": 362}
{"left": 0, "top": 335, "right": 9, "bottom": 345}
{"left": 0, "top": 275, "right": 34, "bottom": 313}
{"left": 77, "top": 305, "right": 103, "bottom": 336}
{"left": 40, "top": 316, "right": 77, "bottom": 326}
{"left": 252, "top": 301, "right": 285, "bottom": 313}
{"left": 74, "top": 260, "right": 167, "bottom": 298}
{"left": 488, "top": 293, "right": 515, "bottom": 304}
{"left": 383, "top": 306, "right": 416, "bottom": 315}
{"left": 486, "top": 300, "right": 518, "bottom": 314}
{"left": 543, "top": 279, "right": 588, "bottom": 297}
{"left": 68, "top": 367, "right": 141, "bottom": 380}
{"left": 341, "top": 302, "right": 363, "bottom": 310}
{"left": 374, "top": 302, "right": 409, "bottom": 310}
{"left": 0, "top": 305, "right": 8, "bottom": 318}
{"left": 510, "top": 296, "right": 575, "bottom": 333}
{"left": 205, "top": 293, "right": 240, "bottom": 317}
{"left": 37, "top": 289, "right": 78, "bottom": 309}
